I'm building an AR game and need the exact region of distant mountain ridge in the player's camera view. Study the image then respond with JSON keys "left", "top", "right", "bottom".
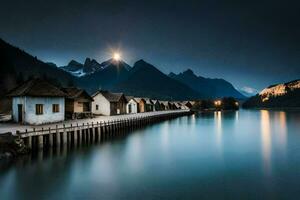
{"left": 76, "top": 59, "right": 131, "bottom": 93}
{"left": 169, "top": 69, "right": 245, "bottom": 99}
{"left": 112, "top": 60, "right": 203, "bottom": 100}
{"left": 1, "top": 37, "right": 244, "bottom": 101}
{"left": 61, "top": 57, "right": 132, "bottom": 77}
{"left": 243, "top": 79, "right": 300, "bottom": 108}
{"left": 0, "top": 38, "right": 74, "bottom": 96}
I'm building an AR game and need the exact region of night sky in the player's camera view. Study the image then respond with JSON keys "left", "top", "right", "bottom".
{"left": 1, "top": 0, "right": 300, "bottom": 92}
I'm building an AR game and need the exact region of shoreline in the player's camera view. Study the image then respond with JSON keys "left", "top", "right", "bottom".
{"left": 0, "top": 110, "right": 191, "bottom": 159}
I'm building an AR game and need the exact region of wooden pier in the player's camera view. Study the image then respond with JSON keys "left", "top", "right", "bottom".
{"left": 10, "top": 110, "right": 191, "bottom": 151}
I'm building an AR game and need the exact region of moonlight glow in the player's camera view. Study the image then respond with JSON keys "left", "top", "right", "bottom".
{"left": 113, "top": 53, "right": 121, "bottom": 61}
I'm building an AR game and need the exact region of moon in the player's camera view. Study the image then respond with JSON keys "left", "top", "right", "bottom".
{"left": 113, "top": 53, "right": 121, "bottom": 61}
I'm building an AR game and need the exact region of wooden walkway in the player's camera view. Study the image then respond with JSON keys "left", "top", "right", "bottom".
{"left": 0, "top": 110, "right": 190, "bottom": 135}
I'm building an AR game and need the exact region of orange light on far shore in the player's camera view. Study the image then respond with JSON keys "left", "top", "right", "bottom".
{"left": 214, "top": 100, "right": 222, "bottom": 106}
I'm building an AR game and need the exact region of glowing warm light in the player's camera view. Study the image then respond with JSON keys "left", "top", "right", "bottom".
{"left": 262, "top": 96, "right": 269, "bottom": 102}
{"left": 235, "top": 102, "right": 239, "bottom": 106}
{"left": 214, "top": 100, "right": 221, "bottom": 106}
{"left": 113, "top": 52, "right": 121, "bottom": 61}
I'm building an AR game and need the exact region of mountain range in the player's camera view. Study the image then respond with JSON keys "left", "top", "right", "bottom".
{"left": 112, "top": 60, "right": 202, "bottom": 100}
{"left": 0, "top": 38, "right": 245, "bottom": 100}
{"left": 169, "top": 69, "right": 245, "bottom": 99}
{"left": 60, "top": 58, "right": 131, "bottom": 77}
{"left": 243, "top": 79, "right": 300, "bottom": 108}
{"left": 77, "top": 59, "right": 131, "bottom": 93}
{"left": 0, "top": 38, "right": 74, "bottom": 96}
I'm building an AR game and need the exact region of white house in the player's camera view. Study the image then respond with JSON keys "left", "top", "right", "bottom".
{"left": 126, "top": 96, "right": 138, "bottom": 114}
{"left": 7, "top": 79, "right": 66, "bottom": 125}
{"left": 92, "top": 90, "right": 127, "bottom": 116}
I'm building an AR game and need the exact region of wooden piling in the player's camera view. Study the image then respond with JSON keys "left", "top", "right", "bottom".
{"left": 98, "top": 122, "right": 101, "bottom": 142}
{"left": 37, "top": 135, "right": 43, "bottom": 149}
{"left": 91, "top": 122, "right": 95, "bottom": 143}
{"left": 49, "top": 127, "right": 53, "bottom": 147}
{"left": 55, "top": 125, "right": 60, "bottom": 147}
{"left": 62, "top": 124, "right": 67, "bottom": 145}
{"left": 74, "top": 124, "right": 78, "bottom": 146}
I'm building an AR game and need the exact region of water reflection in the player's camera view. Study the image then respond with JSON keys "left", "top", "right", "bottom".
{"left": 161, "top": 121, "right": 170, "bottom": 154}
{"left": 235, "top": 111, "right": 239, "bottom": 123}
{"left": 214, "top": 111, "right": 222, "bottom": 150}
{"left": 260, "top": 110, "right": 272, "bottom": 175}
{"left": 190, "top": 114, "right": 196, "bottom": 132}
{"left": 2, "top": 110, "right": 300, "bottom": 199}
{"left": 277, "top": 112, "right": 287, "bottom": 151}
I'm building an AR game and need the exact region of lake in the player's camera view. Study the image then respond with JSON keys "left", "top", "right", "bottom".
{"left": 1, "top": 110, "right": 300, "bottom": 199}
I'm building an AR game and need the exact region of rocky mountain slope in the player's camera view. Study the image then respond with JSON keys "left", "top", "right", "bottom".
{"left": 76, "top": 59, "right": 131, "bottom": 93}
{"left": 243, "top": 79, "right": 300, "bottom": 108}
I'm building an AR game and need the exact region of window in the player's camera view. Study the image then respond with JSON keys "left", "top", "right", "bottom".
{"left": 52, "top": 104, "right": 59, "bottom": 113}
{"left": 36, "top": 104, "right": 43, "bottom": 115}
{"left": 96, "top": 104, "right": 99, "bottom": 110}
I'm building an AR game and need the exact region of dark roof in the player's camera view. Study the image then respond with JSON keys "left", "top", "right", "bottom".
{"left": 143, "top": 98, "right": 153, "bottom": 104}
{"left": 93, "top": 90, "right": 126, "bottom": 102}
{"left": 134, "top": 98, "right": 145, "bottom": 103}
{"left": 160, "top": 101, "right": 170, "bottom": 106}
{"left": 152, "top": 100, "right": 160, "bottom": 104}
{"left": 7, "top": 79, "right": 66, "bottom": 97}
{"left": 125, "top": 96, "right": 135, "bottom": 101}
{"left": 61, "top": 87, "right": 93, "bottom": 101}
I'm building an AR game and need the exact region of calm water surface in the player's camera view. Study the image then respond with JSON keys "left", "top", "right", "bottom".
{"left": 1, "top": 110, "right": 300, "bottom": 199}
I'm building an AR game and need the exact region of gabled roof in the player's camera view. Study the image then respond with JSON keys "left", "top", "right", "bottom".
{"left": 152, "top": 100, "right": 160, "bottom": 104}
{"left": 93, "top": 90, "right": 125, "bottom": 103}
{"left": 182, "top": 101, "right": 193, "bottom": 108}
{"left": 134, "top": 98, "right": 146, "bottom": 103}
{"left": 160, "top": 101, "right": 170, "bottom": 106}
{"left": 174, "top": 102, "right": 182, "bottom": 107}
{"left": 61, "top": 87, "right": 93, "bottom": 101}
{"left": 143, "top": 98, "right": 153, "bottom": 104}
{"left": 7, "top": 78, "right": 66, "bottom": 97}
{"left": 125, "top": 96, "right": 135, "bottom": 102}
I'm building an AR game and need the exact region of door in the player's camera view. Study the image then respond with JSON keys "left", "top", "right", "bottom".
{"left": 17, "top": 104, "right": 23, "bottom": 123}
{"left": 128, "top": 104, "right": 132, "bottom": 113}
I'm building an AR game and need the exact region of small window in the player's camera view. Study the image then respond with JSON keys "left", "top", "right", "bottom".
{"left": 96, "top": 104, "right": 99, "bottom": 110}
{"left": 52, "top": 104, "right": 59, "bottom": 113}
{"left": 36, "top": 104, "right": 43, "bottom": 115}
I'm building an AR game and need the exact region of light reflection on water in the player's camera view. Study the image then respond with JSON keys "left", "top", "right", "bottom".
{"left": 261, "top": 110, "right": 272, "bottom": 175}
{"left": 1, "top": 110, "right": 300, "bottom": 200}
{"left": 277, "top": 111, "right": 287, "bottom": 151}
{"left": 214, "top": 111, "right": 222, "bottom": 150}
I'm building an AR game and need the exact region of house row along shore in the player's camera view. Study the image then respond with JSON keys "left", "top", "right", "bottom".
{"left": 5, "top": 78, "right": 194, "bottom": 125}
{"left": 0, "top": 78, "right": 193, "bottom": 156}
